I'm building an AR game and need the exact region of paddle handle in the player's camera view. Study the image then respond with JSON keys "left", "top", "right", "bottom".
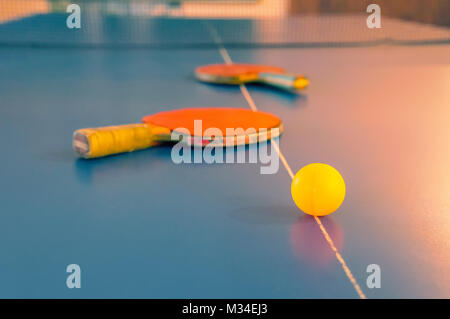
{"left": 258, "top": 73, "right": 309, "bottom": 91}
{"left": 73, "top": 123, "right": 156, "bottom": 159}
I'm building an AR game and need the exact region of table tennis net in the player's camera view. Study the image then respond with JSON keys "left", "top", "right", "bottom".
{"left": 0, "top": 0, "right": 449, "bottom": 48}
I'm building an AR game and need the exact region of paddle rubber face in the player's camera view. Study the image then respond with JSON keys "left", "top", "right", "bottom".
{"left": 195, "top": 64, "right": 285, "bottom": 84}
{"left": 142, "top": 107, "right": 282, "bottom": 146}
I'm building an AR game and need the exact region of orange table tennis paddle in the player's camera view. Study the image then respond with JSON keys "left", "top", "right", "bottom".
{"left": 73, "top": 108, "right": 282, "bottom": 159}
{"left": 195, "top": 64, "right": 309, "bottom": 91}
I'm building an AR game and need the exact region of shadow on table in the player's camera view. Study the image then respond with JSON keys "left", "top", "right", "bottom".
{"left": 228, "top": 204, "right": 300, "bottom": 225}
{"left": 73, "top": 143, "right": 174, "bottom": 185}
{"left": 290, "top": 215, "right": 343, "bottom": 269}
{"left": 73, "top": 142, "right": 273, "bottom": 185}
{"left": 246, "top": 83, "right": 309, "bottom": 105}
{"left": 197, "top": 81, "right": 307, "bottom": 105}
{"left": 228, "top": 205, "right": 343, "bottom": 268}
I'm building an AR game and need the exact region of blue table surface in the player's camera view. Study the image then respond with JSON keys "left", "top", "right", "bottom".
{"left": 1, "top": 14, "right": 450, "bottom": 298}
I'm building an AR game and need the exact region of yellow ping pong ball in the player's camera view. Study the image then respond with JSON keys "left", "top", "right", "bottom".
{"left": 291, "top": 163, "right": 346, "bottom": 216}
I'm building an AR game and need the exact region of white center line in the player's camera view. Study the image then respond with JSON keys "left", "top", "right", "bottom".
{"left": 205, "top": 22, "right": 367, "bottom": 299}
{"left": 239, "top": 84, "right": 258, "bottom": 112}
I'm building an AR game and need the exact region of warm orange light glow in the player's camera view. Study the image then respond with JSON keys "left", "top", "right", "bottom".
{"left": 0, "top": 0, "right": 49, "bottom": 24}
{"left": 113, "top": 0, "right": 288, "bottom": 18}
{"left": 181, "top": 0, "right": 288, "bottom": 18}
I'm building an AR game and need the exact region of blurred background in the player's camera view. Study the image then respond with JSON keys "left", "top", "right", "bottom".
{"left": 1, "top": 0, "right": 449, "bottom": 24}
{"left": 292, "top": 0, "right": 449, "bottom": 27}
{"left": 0, "top": 0, "right": 449, "bottom": 47}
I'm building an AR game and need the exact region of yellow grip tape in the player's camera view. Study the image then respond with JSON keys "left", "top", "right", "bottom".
{"left": 73, "top": 123, "right": 155, "bottom": 158}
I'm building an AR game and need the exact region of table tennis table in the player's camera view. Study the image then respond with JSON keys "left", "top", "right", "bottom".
{"left": 1, "top": 1, "right": 450, "bottom": 298}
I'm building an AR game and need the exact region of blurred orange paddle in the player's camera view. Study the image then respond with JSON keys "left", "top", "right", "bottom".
{"left": 195, "top": 64, "right": 309, "bottom": 91}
